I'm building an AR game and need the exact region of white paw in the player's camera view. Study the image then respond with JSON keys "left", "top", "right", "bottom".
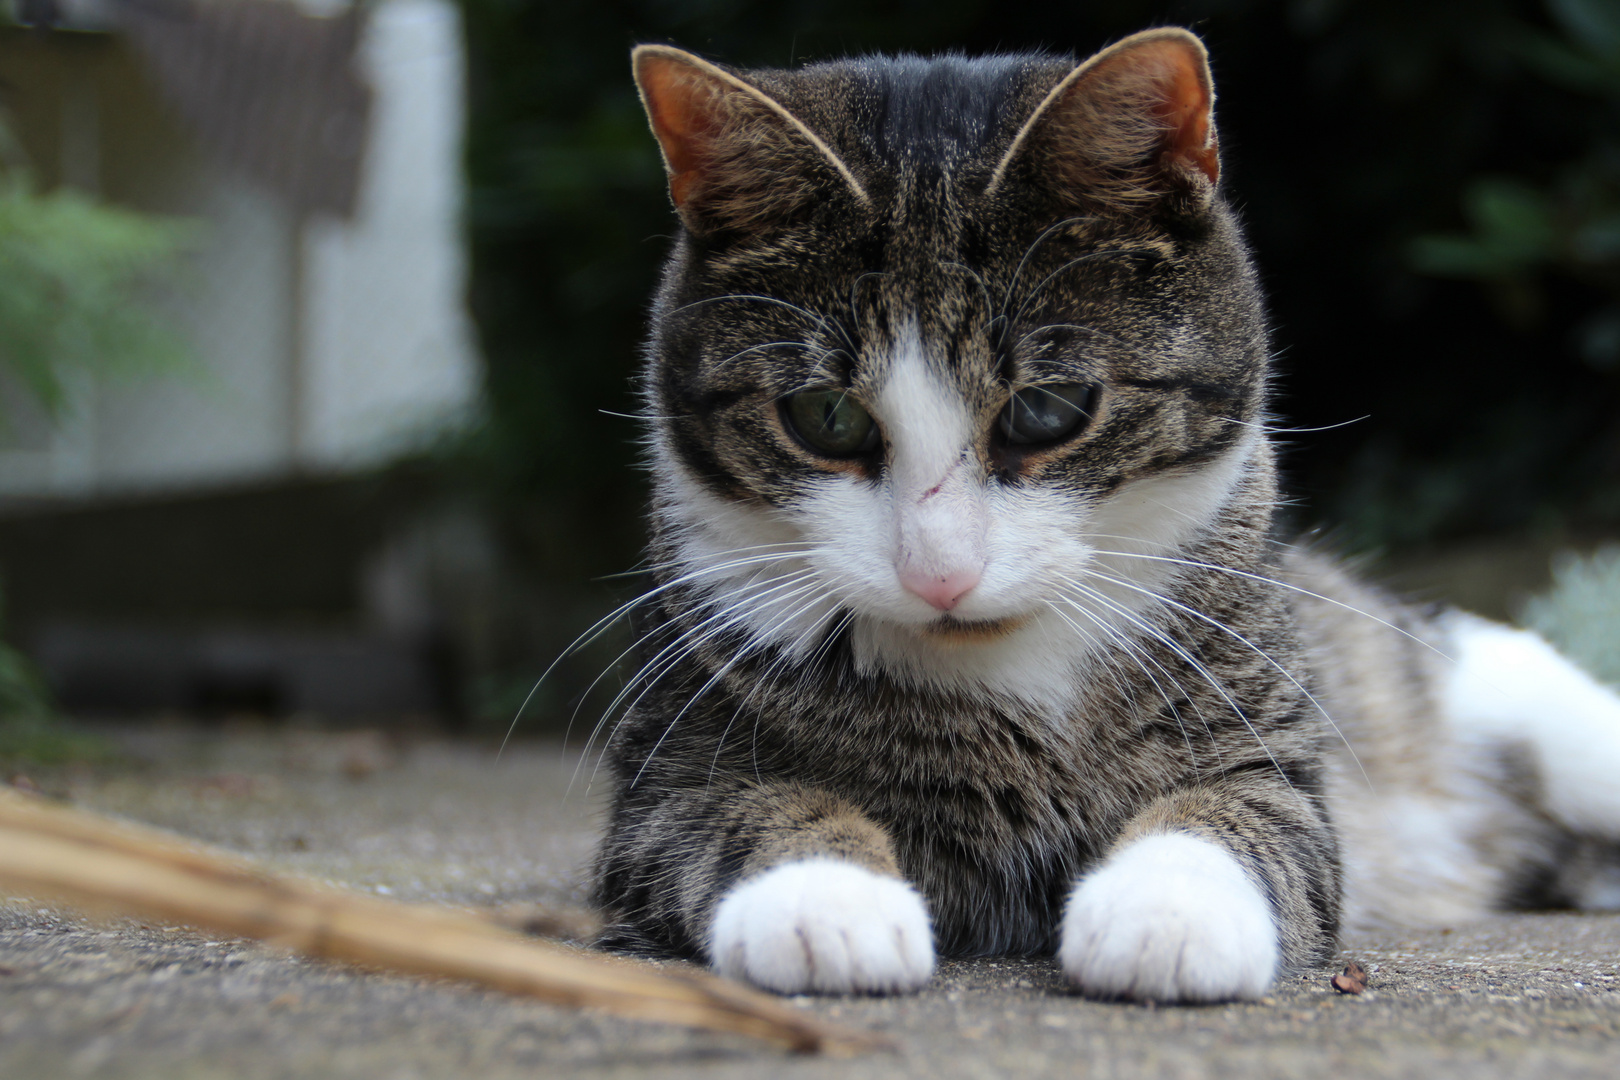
{"left": 708, "top": 859, "right": 935, "bottom": 994}
{"left": 1060, "top": 833, "right": 1278, "bottom": 1003}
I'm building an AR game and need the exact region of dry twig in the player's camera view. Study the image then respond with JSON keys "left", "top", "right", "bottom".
{"left": 0, "top": 786, "right": 887, "bottom": 1055}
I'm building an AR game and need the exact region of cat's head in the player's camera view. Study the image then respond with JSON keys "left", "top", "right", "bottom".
{"left": 633, "top": 29, "right": 1273, "bottom": 710}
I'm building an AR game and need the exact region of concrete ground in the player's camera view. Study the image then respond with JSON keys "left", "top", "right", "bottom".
{"left": 2, "top": 723, "right": 1618, "bottom": 1079}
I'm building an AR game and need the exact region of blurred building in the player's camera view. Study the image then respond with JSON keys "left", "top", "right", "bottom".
{"left": 1, "top": 0, "right": 477, "bottom": 493}
{"left": 0, "top": 0, "right": 484, "bottom": 718}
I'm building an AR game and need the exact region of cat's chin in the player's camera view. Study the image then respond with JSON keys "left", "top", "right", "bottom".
{"left": 914, "top": 613, "right": 1032, "bottom": 644}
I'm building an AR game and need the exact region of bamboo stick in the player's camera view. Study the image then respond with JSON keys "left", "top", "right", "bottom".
{"left": 0, "top": 786, "right": 888, "bottom": 1055}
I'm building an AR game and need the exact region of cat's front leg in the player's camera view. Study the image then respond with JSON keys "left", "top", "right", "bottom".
{"left": 711, "top": 856, "right": 934, "bottom": 994}
{"left": 1059, "top": 780, "right": 1339, "bottom": 1003}
{"left": 705, "top": 786, "right": 935, "bottom": 993}
{"left": 596, "top": 779, "right": 934, "bottom": 994}
{"left": 1060, "top": 832, "right": 1279, "bottom": 1001}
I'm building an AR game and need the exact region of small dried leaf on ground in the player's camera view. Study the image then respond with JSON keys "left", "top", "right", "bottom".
{"left": 1332, "top": 960, "right": 1370, "bottom": 995}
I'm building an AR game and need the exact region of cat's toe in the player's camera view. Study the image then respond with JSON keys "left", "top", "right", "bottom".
{"left": 709, "top": 858, "right": 935, "bottom": 994}
{"left": 1060, "top": 833, "right": 1277, "bottom": 1003}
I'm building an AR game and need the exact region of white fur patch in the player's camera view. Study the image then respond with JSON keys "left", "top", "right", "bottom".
{"left": 709, "top": 859, "right": 935, "bottom": 994}
{"left": 877, "top": 331, "right": 976, "bottom": 499}
{"left": 881, "top": 347, "right": 990, "bottom": 610}
{"left": 1443, "top": 614, "right": 1620, "bottom": 838}
{"left": 650, "top": 442, "right": 843, "bottom": 662}
{"left": 1060, "top": 833, "right": 1278, "bottom": 1002}
{"left": 821, "top": 425, "right": 1260, "bottom": 714}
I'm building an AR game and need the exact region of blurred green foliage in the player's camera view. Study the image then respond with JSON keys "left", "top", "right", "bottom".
{"left": 0, "top": 179, "right": 193, "bottom": 417}
{"left": 1410, "top": 0, "right": 1620, "bottom": 367}
{"left": 0, "top": 582, "right": 104, "bottom": 766}
{"left": 0, "top": 126, "right": 194, "bottom": 420}
{"left": 1522, "top": 544, "right": 1620, "bottom": 688}
{"left": 0, "top": 121, "right": 186, "bottom": 759}
{"left": 0, "top": 586, "right": 51, "bottom": 727}
{"left": 459, "top": 0, "right": 1620, "bottom": 571}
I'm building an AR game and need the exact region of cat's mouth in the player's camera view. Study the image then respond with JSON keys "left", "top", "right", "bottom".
{"left": 918, "top": 613, "right": 1030, "bottom": 644}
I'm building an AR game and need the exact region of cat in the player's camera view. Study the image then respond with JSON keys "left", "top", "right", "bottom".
{"left": 587, "top": 27, "right": 1620, "bottom": 1003}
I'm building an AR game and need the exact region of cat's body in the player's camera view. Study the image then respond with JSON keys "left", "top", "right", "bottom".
{"left": 590, "top": 29, "right": 1620, "bottom": 1002}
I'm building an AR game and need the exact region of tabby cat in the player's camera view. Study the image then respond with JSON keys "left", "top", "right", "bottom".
{"left": 589, "top": 27, "right": 1620, "bottom": 1002}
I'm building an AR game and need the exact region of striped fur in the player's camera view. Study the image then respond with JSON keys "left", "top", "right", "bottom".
{"left": 589, "top": 30, "right": 1620, "bottom": 1002}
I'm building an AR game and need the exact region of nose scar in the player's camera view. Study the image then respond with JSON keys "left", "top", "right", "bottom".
{"left": 916, "top": 456, "right": 963, "bottom": 504}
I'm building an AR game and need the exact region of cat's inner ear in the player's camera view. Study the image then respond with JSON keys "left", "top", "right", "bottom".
{"left": 988, "top": 27, "right": 1219, "bottom": 210}
{"left": 632, "top": 45, "right": 868, "bottom": 235}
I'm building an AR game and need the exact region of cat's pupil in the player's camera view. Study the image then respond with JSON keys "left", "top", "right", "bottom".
{"left": 998, "top": 383, "right": 1096, "bottom": 446}
{"left": 784, "top": 389, "right": 879, "bottom": 457}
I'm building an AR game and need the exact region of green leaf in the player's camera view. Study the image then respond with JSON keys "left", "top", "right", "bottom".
{"left": 1577, "top": 306, "right": 1620, "bottom": 369}
{"left": 1407, "top": 234, "right": 1510, "bottom": 277}
{"left": 1408, "top": 178, "right": 1560, "bottom": 279}
{"left": 1519, "top": 32, "right": 1620, "bottom": 95}
{"left": 1549, "top": 0, "right": 1620, "bottom": 60}
{"left": 0, "top": 176, "right": 198, "bottom": 422}
{"left": 1465, "top": 178, "right": 1558, "bottom": 253}
{"left": 1573, "top": 213, "right": 1620, "bottom": 262}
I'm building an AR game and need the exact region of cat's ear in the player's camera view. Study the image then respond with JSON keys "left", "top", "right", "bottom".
{"left": 632, "top": 45, "right": 869, "bottom": 236}
{"left": 988, "top": 28, "right": 1218, "bottom": 213}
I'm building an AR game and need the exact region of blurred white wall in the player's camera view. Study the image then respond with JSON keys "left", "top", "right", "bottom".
{"left": 0, "top": 0, "right": 481, "bottom": 499}
{"left": 301, "top": 0, "right": 478, "bottom": 468}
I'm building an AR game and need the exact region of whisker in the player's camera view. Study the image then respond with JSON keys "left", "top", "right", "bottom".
{"left": 706, "top": 596, "right": 849, "bottom": 789}
{"left": 1084, "top": 544, "right": 1456, "bottom": 664}
{"left": 584, "top": 562, "right": 824, "bottom": 740}
{"left": 1045, "top": 593, "right": 1225, "bottom": 771}
{"left": 627, "top": 577, "right": 836, "bottom": 789}
{"left": 715, "top": 340, "right": 846, "bottom": 371}
{"left": 665, "top": 293, "right": 858, "bottom": 354}
{"left": 1008, "top": 250, "right": 1165, "bottom": 330}
{"left": 1218, "top": 415, "right": 1370, "bottom": 435}
{"left": 596, "top": 542, "right": 816, "bottom": 583}
{"left": 752, "top": 607, "right": 857, "bottom": 787}
{"left": 507, "top": 547, "right": 825, "bottom": 760}
{"left": 1043, "top": 598, "right": 1206, "bottom": 763}
{"left": 1077, "top": 564, "right": 1377, "bottom": 798}
{"left": 578, "top": 567, "right": 823, "bottom": 766}
{"left": 998, "top": 215, "right": 1095, "bottom": 322}
{"left": 564, "top": 564, "right": 824, "bottom": 795}
{"left": 1054, "top": 572, "right": 1293, "bottom": 788}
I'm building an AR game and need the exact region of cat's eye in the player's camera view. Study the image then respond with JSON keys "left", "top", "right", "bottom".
{"left": 783, "top": 389, "right": 881, "bottom": 457}
{"left": 998, "top": 383, "right": 1096, "bottom": 446}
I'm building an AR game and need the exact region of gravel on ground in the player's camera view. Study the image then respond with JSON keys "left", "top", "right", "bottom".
{"left": 2, "top": 722, "right": 1618, "bottom": 1080}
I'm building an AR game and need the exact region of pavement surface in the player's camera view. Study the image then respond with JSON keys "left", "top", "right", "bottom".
{"left": 2, "top": 722, "right": 1619, "bottom": 1079}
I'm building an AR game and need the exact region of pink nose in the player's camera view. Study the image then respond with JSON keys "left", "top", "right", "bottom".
{"left": 900, "top": 568, "right": 982, "bottom": 612}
